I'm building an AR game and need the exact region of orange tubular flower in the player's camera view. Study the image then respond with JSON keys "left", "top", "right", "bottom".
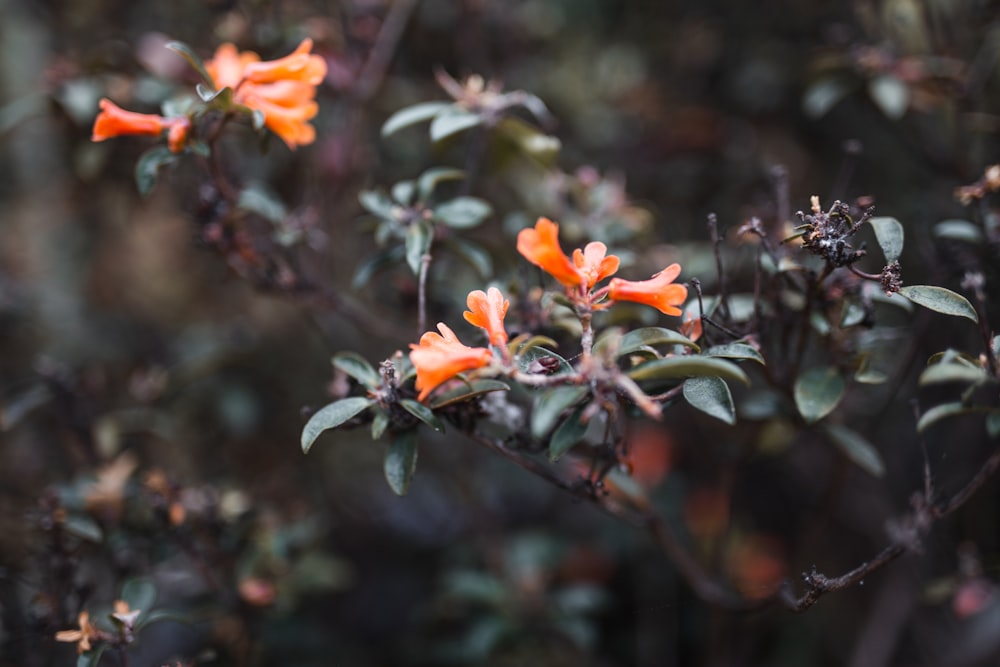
{"left": 91, "top": 99, "right": 190, "bottom": 153}
{"left": 464, "top": 287, "right": 509, "bottom": 346}
{"left": 409, "top": 323, "right": 493, "bottom": 402}
{"left": 572, "top": 241, "right": 620, "bottom": 289}
{"left": 516, "top": 218, "right": 583, "bottom": 287}
{"left": 607, "top": 263, "right": 688, "bottom": 316}
{"left": 205, "top": 39, "right": 327, "bottom": 149}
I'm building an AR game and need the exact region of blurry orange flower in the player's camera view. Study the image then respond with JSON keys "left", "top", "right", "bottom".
{"left": 607, "top": 263, "right": 688, "bottom": 316}
{"left": 573, "top": 242, "right": 620, "bottom": 289}
{"left": 464, "top": 287, "right": 509, "bottom": 346}
{"left": 679, "top": 311, "right": 702, "bottom": 342}
{"left": 409, "top": 323, "right": 493, "bottom": 401}
{"left": 517, "top": 218, "right": 584, "bottom": 287}
{"left": 205, "top": 39, "right": 326, "bottom": 149}
{"left": 91, "top": 98, "right": 191, "bottom": 153}
{"left": 55, "top": 611, "right": 100, "bottom": 654}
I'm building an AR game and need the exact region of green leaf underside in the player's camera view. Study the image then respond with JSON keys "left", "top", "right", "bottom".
{"left": 165, "top": 40, "right": 215, "bottom": 87}
{"left": 358, "top": 189, "right": 396, "bottom": 218}
{"left": 384, "top": 430, "right": 418, "bottom": 495}
{"left": 627, "top": 356, "right": 750, "bottom": 387}
{"left": 823, "top": 423, "right": 885, "bottom": 477}
{"left": 868, "top": 217, "right": 904, "bottom": 263}
{"left": 704, "top": 343, "right": 764, "bottom": 365}
{"left": 898, "top": 285, "right": 979, "bottom": 323}
{"left": 868, "top": 74, "right": 909, "bottom": 120}
{"left": 616, "top": 327, "right": 700, "bottom": 356}
{"left": 532, "top": 386, "right": 589, "bottom": 439}
{"left": 381, "top": 101, "right": 451, "bottom": 137}
{"left": 434, "top": 197, "right": 493, "bottom": 228}
{"left": 549, "top": 406, "right": 589, "bottom": 461}
{"left": 400, "top": 398, "right": 445, "bottom": 433}
{"left": 430, "top": 108, "right": 483, "bottom": 142}
{"left": 917, "top": 402, "right": 992, "bottom": 433}
{"left": 391, "top": 180, "right": 416, "bottom": 206}
{"left": 518, "top": 346, "right": 574, "bottom": 377}
{"left": 405, "top": 220, "right": 433, "bottom": 274}
{"left": 301, "top": 397, "right": 373, "bottom": 452}
{"left": 934, "top": 220, "right": 983, "bottom": 244}
{"left": 135, "top": 146, "right": 177, "bottom": 196}
{"left": 429, "top": 379, "right": 510, "bottom": 408}
{"left": 332, "top": 351, "right": 381, "bottom": 389}
{"left": 371, "top": 410, "right": 389, "bottom": 439}
{"left": 683, "top": 376, "right": 736, "bottom": 425}
{"left": 918, "top": 362, "right": 988, "bottom": 386}
{"left": 794, "top": 367, "right": 845, "bottom": 424}
{"left": 417, "top": 167, "right": 466, "bottom": 201}
{"left": 121, "top": 578, "right": 157, "bottom": 618}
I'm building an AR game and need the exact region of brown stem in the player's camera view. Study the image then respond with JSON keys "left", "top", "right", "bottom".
{"left": 418, "top": 252, "right": 432, "bottom": 336}
{"left": 352, "top": 0, "right": 420, "bottom": 102}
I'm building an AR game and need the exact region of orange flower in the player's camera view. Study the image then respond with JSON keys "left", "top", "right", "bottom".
{"left": 204, "top": 39, "right": 326, "bottom": 149}
{"left": 572, "top": 241, "right": 620, "bottom": 289}
{"left": 464, "top": 287, "right": 509, "bottom": 346}
{"left": 409, "top": 323, "right": 493, "bottom": 401}
{"left": 516, "top": 218, "right": 583, "bottom": 287}
{"left": 55, "top": 611, "right": 100, "bottom": 654}
{"left": 607, "top": 263, "right": 688, "bottom": 316}
{"left": 679, "top": 311, "right": 702, "bottom": 342}
{"left": 91, "top": 99, "right": 190, "bottom": 153}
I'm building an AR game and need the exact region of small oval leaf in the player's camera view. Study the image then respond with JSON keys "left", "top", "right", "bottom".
{"left": 371, "top": 410, "right": 389, "bottom": 440}
{"left": 868, "top": 216, "right": 904, "bottom": 263}
{"left": 616, "top": 327, "right": 700, "bottom": 356}
{"left": 301, "top": 397, "right": 373, "bottom": 453}
{"left": 518, "top": 346, "right": 574, "bottom": 377}
{"left": 121, "top": 577, "right": 157, "bottom": 616}
{"left": 532, "top": 386, "right": 589, "bottom": 439}
{"left": 917, "top": 402, "right": 990, "bottom": 433}
{"left": 429, "top": 379, "right": 510, "bottom": 409}
{"left": 405, "top": 220, "right": 433, "bottom": 275}
{"left": 417, "top": 167, "right": 465, "bottom": 201}
{"left": 823, "top": 424, "right": 885, "bottom": 477}
{"left": 934, "top": 219, "right": 983, "bottom": 244}
{"left": 135, "top": 146, "right": 177, "bottom": 197}
{"left": 430, "top": 109, "right": 483, "bottom": 142}
{"left": 704, "top": 343, "right": 764, "bottom": 365}
{"left": 384, "top": 430, "right": 418, "bottom": 495}
{"left": 919, "top": 362, "right": 988, "bottom": 386}
{"left": 165, "top": 40, "right": 214, "bottom": 87}
{"left": 381, "top": 101, "right": 451, "bottom": 137}
{"left": 868, "top": 74, "right": 909, "bottom": 120}
{"left": 400, "top": 398, "right": 445, "bottom": 433}
{"left": 627, "top": 356, "right": 750, "bottom": 387}
{"left": 898, "top": 285, "right": 978, "bottom": 323}
{"left": 548, "top": 406, "right": 588, "bottom": 461}
{"left": 332, "top": 351, "right": 381, "bottom": 389}
{"left": 433, "top": 196, "right": 493, "bottom": 229}
{"left": 794, "top": 367, "right": 845, "bottom": 424}
{"left": 683, "top": 376, "right": 735, "bottom": 425}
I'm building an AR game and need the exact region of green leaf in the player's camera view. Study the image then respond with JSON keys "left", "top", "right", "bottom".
{"left": 898, "top": 285, "right": 978, "bottom": 323}
{"left": 196, "top": 84, "right": 233, "bottom": 108}
{"left": 917, "top": 402, "right": 991, "bottom": 433}
{"left": 391, "top": 180, "right": 416, "bottom": 206}
{"left": 121, "top": 577, "right": 157, "bottom": 616}
{"left": 77, "top": 646, "right": 107, "bottom": 667}
{"left": 987, "top": 411, "right": 1000, "bottom": 439}
{"left": 548, "top": 406, "right": 588, "bottom": 461}
{"left": 405, "top": 220, "right": 433, "bottom": 275}
{"left": 704, "top": 343, "right": 764, "bottom": 365}
{"left": 934, "top": 219, "right": 983, "bottom": 244}
{"left": 237, "top": 185, "right": 287, "bottom": 224}
{"left": 371, "top": 410, "right": 389, "bottom": 440}
{"left": 794, "top": 367, "right": 845, "bottom": 424}
{"left": 429, "top": 379, "right": 510, "bottom": 408}
{"left": 495, "top": 116, "right": 561, "bottom": 165}
{"left": 616, "top": 327, "right": 700, "bottom": 356}
{"left": 510, "top": 334, "right": 560, "bottom": 357}
{"left": 532, "top": 386, "right": 589, "bottom": 439}
{"left": 840, "top": 301, "right": 867, "bottom": 328}
{"left": 400, "top": 398, "right": 444, "bottom": 433}
{"left": 332, "top": 351, "right": 381, "bottom": 389}
{"left": 868, "top": 74, "right": 909, "bottom": 120}
{"left": 301, "top": 397, "right": 373, "bottom": 453}
{"left": 417, "top": 167, "right": 465, "bottom": 202}
{"left": 165, "top": 40, "right": 215, "bottom": 87}
{"left": 868, "top": 216, "right": 904, "bottom": 263}
{"left": 919, "top": 362, "right": 988, "bottom": 386}
{"left": 64, "top": 515, "right": 103, "bottom": 543}
{"left": 433, "top": 196, "right": 493, "bottom": 229}
{"left": 823, "top": 424, "right": 885, "bottom": 477}
{"left": 352, "top": 246, "right": 405, "bottom": 288}
{"left": 358, "top": 189, "right": 396, "bottom": 218}
{"left": 627, "top": 356, "right": 750, "bottom": 387}
{"left": 803, "top": 76, "right": 853, "bottom": 118}
{"left": 134, "top": 146, "right": 177, "bottom": 196}
{"left": 384, "top": 430, "right": 418, "bottom": 495}
{"left": 381, "top": 101, "right": 451, "bottom": 137}
{"left": 683, "top": 376, "right": 736, "bottom": 425}
{"left": 430, "top": 108, "right": 483, "bottom": 142}
{"left": 443, "top": 238, "right": 492, "bottom": 278}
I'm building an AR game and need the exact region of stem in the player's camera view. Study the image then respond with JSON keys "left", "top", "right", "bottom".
{"left": 707, "top": 213, "right": 729, "bottom": 319}
{"left": 352, "top": 0, "right": 420, "bottom": 102}
{"left": 579, "top": 311, "right": 593, "bottom": 359}
{"left": 417, "top": 252, "right": 432, "bottom": 336}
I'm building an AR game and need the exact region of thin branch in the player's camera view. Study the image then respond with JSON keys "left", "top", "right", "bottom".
{"left": 352, "top": 0, "right": 420, "bottom": 103}
{"left": 418, "top": 252, "right": 432, "bottom": 336}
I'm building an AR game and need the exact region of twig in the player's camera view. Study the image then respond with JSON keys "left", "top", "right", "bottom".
{"left": 418, "top": 252, "right": 432, "bottom": 336}
{"left": 707, "top": 213, "right": 729, "bottom": 319}
{"left": 352, "top": 0, "right": 420, "bottom": 103}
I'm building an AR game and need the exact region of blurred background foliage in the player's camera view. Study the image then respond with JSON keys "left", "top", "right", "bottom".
{"left": 1, "top": 0, "right": 1000, "bottom": 665}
